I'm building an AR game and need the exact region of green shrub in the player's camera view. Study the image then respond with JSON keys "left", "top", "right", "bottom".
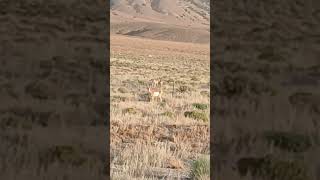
{"left": 190, "top": 156, "right": 210, "bottom": 180}
{"left": 118, "top": 87, "right": 129, "bottom": 93}
{"left": 159, "top": 101, "right": 167, "bottom": 107}
{"left": 184, "top": 111, "right": 208, "bottom": 122}
{"left": 258, "top": 49, "right": 285, "bottom": 62}
{"left": 192, "top": 103, "right": 208, "bottom": 110}
{"left": 177, "top": 85, "right": 191, "bottom": 93}
{"left": 137, "top": 80, "right": 146, "bottom": 85}
{"left": 237, "top": 155, "right": 309, "bottom": 180}
{"left": 112, "top": 96, "right": 127, "bottom": 102}
{"left": 200, "top": 91, "right": 210, "bottom": 97}
{"left": 161, "top": 111, "right": 174, "bottom": 118}
{"left": 263, "top": 131, "right": 312, "bottom": 153}
{"left": 191, "top": 76, "right": 200, "bottom": 81}
{"left": 42, "top": 145, "right": 87, "bottom": 167}
{"left": 122, "top": 107, "right": 138, "bottom": 114}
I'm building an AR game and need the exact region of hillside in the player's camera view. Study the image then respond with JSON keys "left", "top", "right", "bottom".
{"left": 110, "top": 0, "right": 210, "bottom": 44}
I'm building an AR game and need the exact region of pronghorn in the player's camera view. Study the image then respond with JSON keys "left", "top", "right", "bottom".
{"left": 151, "top": 79, "right": 162, "bottom": 87}
{"left": 148, "top": 79, "right": 163, "bottom": 102}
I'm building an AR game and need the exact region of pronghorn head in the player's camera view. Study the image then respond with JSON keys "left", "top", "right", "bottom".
{"left": 151, "top": 79, "right": 160, "bottom": 87}
{"left": 151, "top": 79, "right": 163, "bottom": 87}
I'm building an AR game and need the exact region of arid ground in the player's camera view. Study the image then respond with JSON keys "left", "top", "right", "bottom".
{"left": 212, "top": 0, "right": 320, "bottom": 179}
{"left": 110, "top": 0, "right": 210, "bottom": 44}
{"left": 110, "top": 35, "right": 210, "bottom": 179}
{"left": 0, "top": 1, "right": 107, "bottom": 179}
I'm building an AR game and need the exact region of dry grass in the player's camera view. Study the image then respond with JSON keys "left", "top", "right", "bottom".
{"left": 211, "top": 1, "right": 320, "bottom": 179}
{"left": 110, "top": 35, "right": 210, "bottom": 179}
{"left": 0, "top": 1, "right": 107, "bottom": 179}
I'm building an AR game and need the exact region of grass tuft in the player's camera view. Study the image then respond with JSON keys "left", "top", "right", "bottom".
{"left": 184, "top": 111, "right": 208, "bottom": 122}
{"left": 161, "top": 111, "right": 175, "bottom": 118}
{"left": 122, "top": 107, "right": 138, "bottom": 114}
{"left": 118, "top": 87, "right": 129, "bottom": 93}
{"left": 190, "top": 156, "right": 210, "bottom": 180}
{"left": 192, "top": 103, "right": 208, "bottom": 110}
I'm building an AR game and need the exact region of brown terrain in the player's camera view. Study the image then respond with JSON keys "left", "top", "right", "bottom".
{"left": 111, "top": 0, "right": 210, "bottom": 44}
{"left": 110, "top": 0, "right": 210, "bottom": 179}
{"left": 4, "top": 0, "right": 319, "bottom": 179}
{"left": 110, "top": 35, "right": 210, "bottom": 179}
{"left": 0, "top": 0, "right": 107, "bottom": 179}
{"left": 212, "top": 0, "right": 320, "bottom": 180}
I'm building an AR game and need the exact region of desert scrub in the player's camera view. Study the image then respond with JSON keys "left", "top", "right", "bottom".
{"left": 118, "top": 87, "right": 129, "bottom": 93}
{"left": 138, "top": 93, "right": 150, "bottom": 102}
{"left": 200, "top": 91, "right": 209, "bottom": 97}
{"left": 184, "top": 111, "right": 208, "bottom": 122}
{"left": 177, "top": 85, "right": 191, "bottom": 93}
{"left": 191, "top": 76, "right": 199, "bottom": 81}
{"left": 258, "top": 46, "right": 285, "bottom": 63}
{"left": 137, "top": 80, "right": 146, "bottom": 85}
{"left": 190, "top": 82, "right": 197, "bottom": 87}
{"left": 122, "top": 107, "right": 138, "bottom": 114}
{"left": 192, "top": 103, "right": 208, "bottom": 110}
{"left": 237, "top": 155, "right": 309, "bottom": 180}
{"left": 112, "top": 96, "right": 127, "bottom": 102}
{"left": 159, "top": 101, "right": 167, "bottom": 107}
{"left": 0, "top": 117, "right": 32, "bottom": 130}
{"left": 263, "top": 131, "right": 312, "bottom": 153}
{"left": 41, "top": 145, "right": 87, "bottom": 167}
{"left": 161, "top": 111, "right": 174, "bottom": 118}
{"left": 190, "top": 156, "right": 210, "bottom": 180}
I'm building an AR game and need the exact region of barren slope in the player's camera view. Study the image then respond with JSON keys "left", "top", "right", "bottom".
{"left": 110, "top": 0, "right": 210, "bottom": 44}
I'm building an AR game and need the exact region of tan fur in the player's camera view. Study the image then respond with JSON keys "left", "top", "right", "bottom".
{"left": 148, "top": 79, "right": 163, "bottom": 102}
{"left": 151, "top": 79, "right": 162, "bottom": 87}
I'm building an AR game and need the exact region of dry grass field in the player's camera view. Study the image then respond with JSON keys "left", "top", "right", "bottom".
{"left": 212, "top": 0, "right": 320, "bottom": 179}
{"left": 0, "top": 1, "right": 107, "bottom": 179}
{"left": 110, "top": 35, "right": 210, "bottom": 179}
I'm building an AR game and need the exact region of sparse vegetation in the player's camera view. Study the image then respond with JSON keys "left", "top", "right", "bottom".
{"left": 184, "top": 111, "right": 208, "bottom": 122}
{"left": 118, "top": 87, "right": 129, "bottom": 93}
{"left": 192, "top": 103, "right": 208, "bottom": 110}
{"left": 237, "top": 155, "right": 309, "bottom": 180}
{"left": 0, "top": 2, "right": 108, "bottom": 179}
{"left": 263, "top": 131, "right": 312, "bottom": 153}
{"left": 112, "top": 95, "right": 127, "bottom": 102}
{"left": 161, "top": 111, "right": 175, "bottom": 118}
{"left": 177, "top": 85, "right": 191, "bottom": 93}
{"left": 211, "top": 2, "right": 320, "bottom": 177}
{"left": 200, "top": 91, "right": 209, "bottom": 97}
{"left": 111, "top": 35, "right": 209, "bottom": 179}
{"left": 190, "top": 156, "right": 210, "bottom": 180}
{"left": 41, "top": 145, "right": 87, "bottom": 166}
{"left": 110, "top": 1, "right": 210, "bottom": 178}
{"left": 122, "top": 107, "right": 138, "bottom": 114}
